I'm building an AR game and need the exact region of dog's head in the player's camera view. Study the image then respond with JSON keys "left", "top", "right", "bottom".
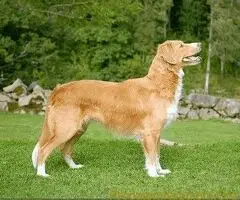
{"left": 158, "top": 40, "right": 201, "bottom": 68}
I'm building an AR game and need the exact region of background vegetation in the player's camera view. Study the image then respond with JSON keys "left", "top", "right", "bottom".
{"left": 0, "top": 0, "right": 240, "bottom": 97}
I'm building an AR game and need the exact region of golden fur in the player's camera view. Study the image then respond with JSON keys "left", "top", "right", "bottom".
{"left": 32, "top": 40, "right": 201, "bottom": 177}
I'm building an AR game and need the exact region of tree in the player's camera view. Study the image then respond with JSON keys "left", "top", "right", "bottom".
{"left": 0, "top": 0, "right": 143, "bottom": 87}
{"left": 170, "top": 0, "right": 210, "bottom": 40}
{"left": 204, "top": 0, "right": 214, "bottom": 94}
{"left": 179, "top": 0, "right": 210, "bottom": 40}
{"left": 133, "top": 0, "right": 173, "bottom": 57}
{"left": 211, "top": 0, "right": 240, "bottom": 77}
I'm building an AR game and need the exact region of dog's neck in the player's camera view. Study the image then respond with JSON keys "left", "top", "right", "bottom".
{"left": 146, "top": 55, "right": 183, "bottom": 99}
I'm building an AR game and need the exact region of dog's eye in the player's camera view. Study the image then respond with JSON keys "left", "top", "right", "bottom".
{"left": 180, "top": 44, "right": 184, "bottom": 48}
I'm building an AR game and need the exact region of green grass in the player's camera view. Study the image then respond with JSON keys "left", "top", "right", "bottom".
{"left": 0, "top": 112, "right": 240, "bottom": 199}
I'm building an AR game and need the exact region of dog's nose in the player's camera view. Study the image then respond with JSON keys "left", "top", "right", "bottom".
{"left": 197, "top": 43, "right": 201, "bottom": 48}
{"left": 191, "top": 42, "right": 201, "bottom": 49}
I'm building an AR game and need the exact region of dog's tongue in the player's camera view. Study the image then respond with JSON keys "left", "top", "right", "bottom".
{"left": 183, "top": 56, "right": 201, "bottom": 62}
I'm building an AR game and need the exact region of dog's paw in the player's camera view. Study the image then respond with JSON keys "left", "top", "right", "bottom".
{"left": 148, "top": 172, "right": 166, "bottom": 178}
{"left": 70, "top": 164, "right": 84, "bottom": 169}
{"left": 148, "top": 172, "right": 160, "bottom": 177}
{"left": 147, "top": 169, "right": 166, "bottom": 177}
{"left": 37, "top": 172, "right": 50, "bottom": 178}
{"left": 158, "top": 169, "right": 171, "bottom": 175}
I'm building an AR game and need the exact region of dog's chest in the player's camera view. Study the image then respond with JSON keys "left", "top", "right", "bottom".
{"left": 164, "top": 70, "right": 184, "bottom": 127}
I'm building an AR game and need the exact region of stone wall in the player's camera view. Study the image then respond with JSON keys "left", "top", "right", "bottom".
{"left": 0, "top": 79, "right": 240, "bottom": 123}
{"left": 0, "top": 79, "right": 51, "bottom": 115}
{"left": 178, "top": 93, "right": 240, "bottom": 123}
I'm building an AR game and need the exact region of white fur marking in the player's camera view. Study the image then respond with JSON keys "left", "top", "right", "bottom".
{"left": 32, "top": 143, "right": 39, "bottom": 169}
{"left": 156, "top": 156, "right": 171, "bottom": 175}
{"left": 147, "top": 165, "right": 160, "bottom": 177}
{"left": 145, "top": 157, "right": 165, "bottom": 177}
{"left": 165, "top": 69, "right": 184, "bottom": 127}
{"left": 37, "top": 163, "right": 49, "bottom": 177}
{"left": 64, "top": 155, "right": 83, "bottom": 169}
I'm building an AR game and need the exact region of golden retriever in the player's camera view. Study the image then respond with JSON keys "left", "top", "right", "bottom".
{"left": 32, "top": 40, "right": 201, "bottom": 177}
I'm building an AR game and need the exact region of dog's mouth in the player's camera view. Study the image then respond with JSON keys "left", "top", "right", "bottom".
{"left": 183, "top": 54, "right": 201, "bottom": 66}
{"left": 182, "top": 43, "right": 202, "bottom": 66}
{"left": 183, "top": 55, "right": 201, "bottom": 65}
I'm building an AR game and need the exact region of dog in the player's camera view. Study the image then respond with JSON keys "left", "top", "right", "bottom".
{"left": 32, "top": 40, "right": 201, "bottom": 177}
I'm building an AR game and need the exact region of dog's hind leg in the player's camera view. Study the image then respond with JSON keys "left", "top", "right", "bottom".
{"left": 60, "top": 123, "right": 88, "bottom": 169}
{"left": 37, "top": 114, "right": 80, "bottom": 177}
{"left": 60, "top": 130, "right": 86, "bottom": 169}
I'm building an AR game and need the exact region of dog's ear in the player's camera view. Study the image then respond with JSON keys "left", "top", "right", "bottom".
{"left": 158, "top": 42, "right": 182, "bottom": 65}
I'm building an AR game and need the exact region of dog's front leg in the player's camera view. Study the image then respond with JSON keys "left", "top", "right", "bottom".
{"left": 156, "top": 138, "right": 171, "bottom": 175}
{"left": 140, "top": 132, "right": 164, "bottom": 177}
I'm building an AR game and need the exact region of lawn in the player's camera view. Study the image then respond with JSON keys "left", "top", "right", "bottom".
{"left": 0, "top": 112, "right": 240, "bottom": 199}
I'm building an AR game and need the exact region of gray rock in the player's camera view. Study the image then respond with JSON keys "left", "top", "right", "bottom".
{"left": 198, "top": 108, "right": 219, "bottom": 120}
{"left": 32, "top": 90, "right": 47, "bottom": 106}
{"left": 214, "top": 98, "right": 240, "bottom": 117}
{"left": 178, "top": 106, "right": 190, "bottom": 116}
{"left": 28, "top": 81, "right": 39, "bottom": 91}
{"left": 208, "top": 109, "right": 220, "bottom": 118}
{"left": 232, "top": 118, "right": 240, "bottom": 124}
{"left": 0, "top": 102, "right": 8, "bottom": 111}
{"left": 0, "top": 93, "right": 13, "bottom": 103}
{"left": 32, "top": 89, "right": 45, "bottom": 99}
{"left": 186, "top": 93, "right": 218, "bottom": 108}
{"left": 8, "top": 93, "right": 19, "bottom": 100}
{"left": 18, "top": 92, "right": 45, "bottom": 107}
{"left": 43, "top": 89, "right": 52, "bottom": 99}
{"left": 33, "top": 85, "right": 44, "bottom": 93}
{"left": 3, "top": 79, "right": 27, "bottom": 96}
{"left": 187, "top": 110, "right": 199, "bottom": 119}
{"left": 224, "top": 118, "right": 240, "bottom": 124}
{"left": 18, "top": 95, "right": 33, "bottom": 107}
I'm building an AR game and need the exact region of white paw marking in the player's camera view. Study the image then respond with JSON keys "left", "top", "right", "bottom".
{"left": 37, "top": 172, "right": 50, "bottom": 177}
{"left": 158, "top": 169, "right": 171, "bottom": 175}
{"left": 64, "top": 155, "right": 83, "bottom": 169}
{"left": 148, "top": 172, "right": 160, "bottom": 177}
{"left": 70, "top": 164, "right": 84, "bottom": 169}
{"left": 146, "top": 165, "right": 161, "bottom": 178}
{"left": 37, "top": 163, "right": 50, "bottom": 177}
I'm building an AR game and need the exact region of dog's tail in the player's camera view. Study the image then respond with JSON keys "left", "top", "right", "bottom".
{"left": 32, "top": 113, "right": 52, "bottom": 169}
{"left": 32, "top": 103, "right": 54, "bottom": 169}
{"left": 32, "top": 142, "right": 40, "bottom": 169}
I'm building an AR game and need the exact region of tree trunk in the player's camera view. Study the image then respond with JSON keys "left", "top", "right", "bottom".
{"left": 204, "top": 0, "right": 214, "bottom": 94}
{"left": 220, "top": 57, "right": 225, "bottom": 77}
{"left": 205, "top": 44, "right": 211, "bottom": 94}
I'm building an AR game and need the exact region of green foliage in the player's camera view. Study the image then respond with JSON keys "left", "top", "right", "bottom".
{"left": 211, "top": 0, "right": 240, "bottom": 62}
{"left": 0, "top": 0, "right": 239, "bottom": 97}
{"left": 178, "top": 0, "right": 210, "bottom": 40}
